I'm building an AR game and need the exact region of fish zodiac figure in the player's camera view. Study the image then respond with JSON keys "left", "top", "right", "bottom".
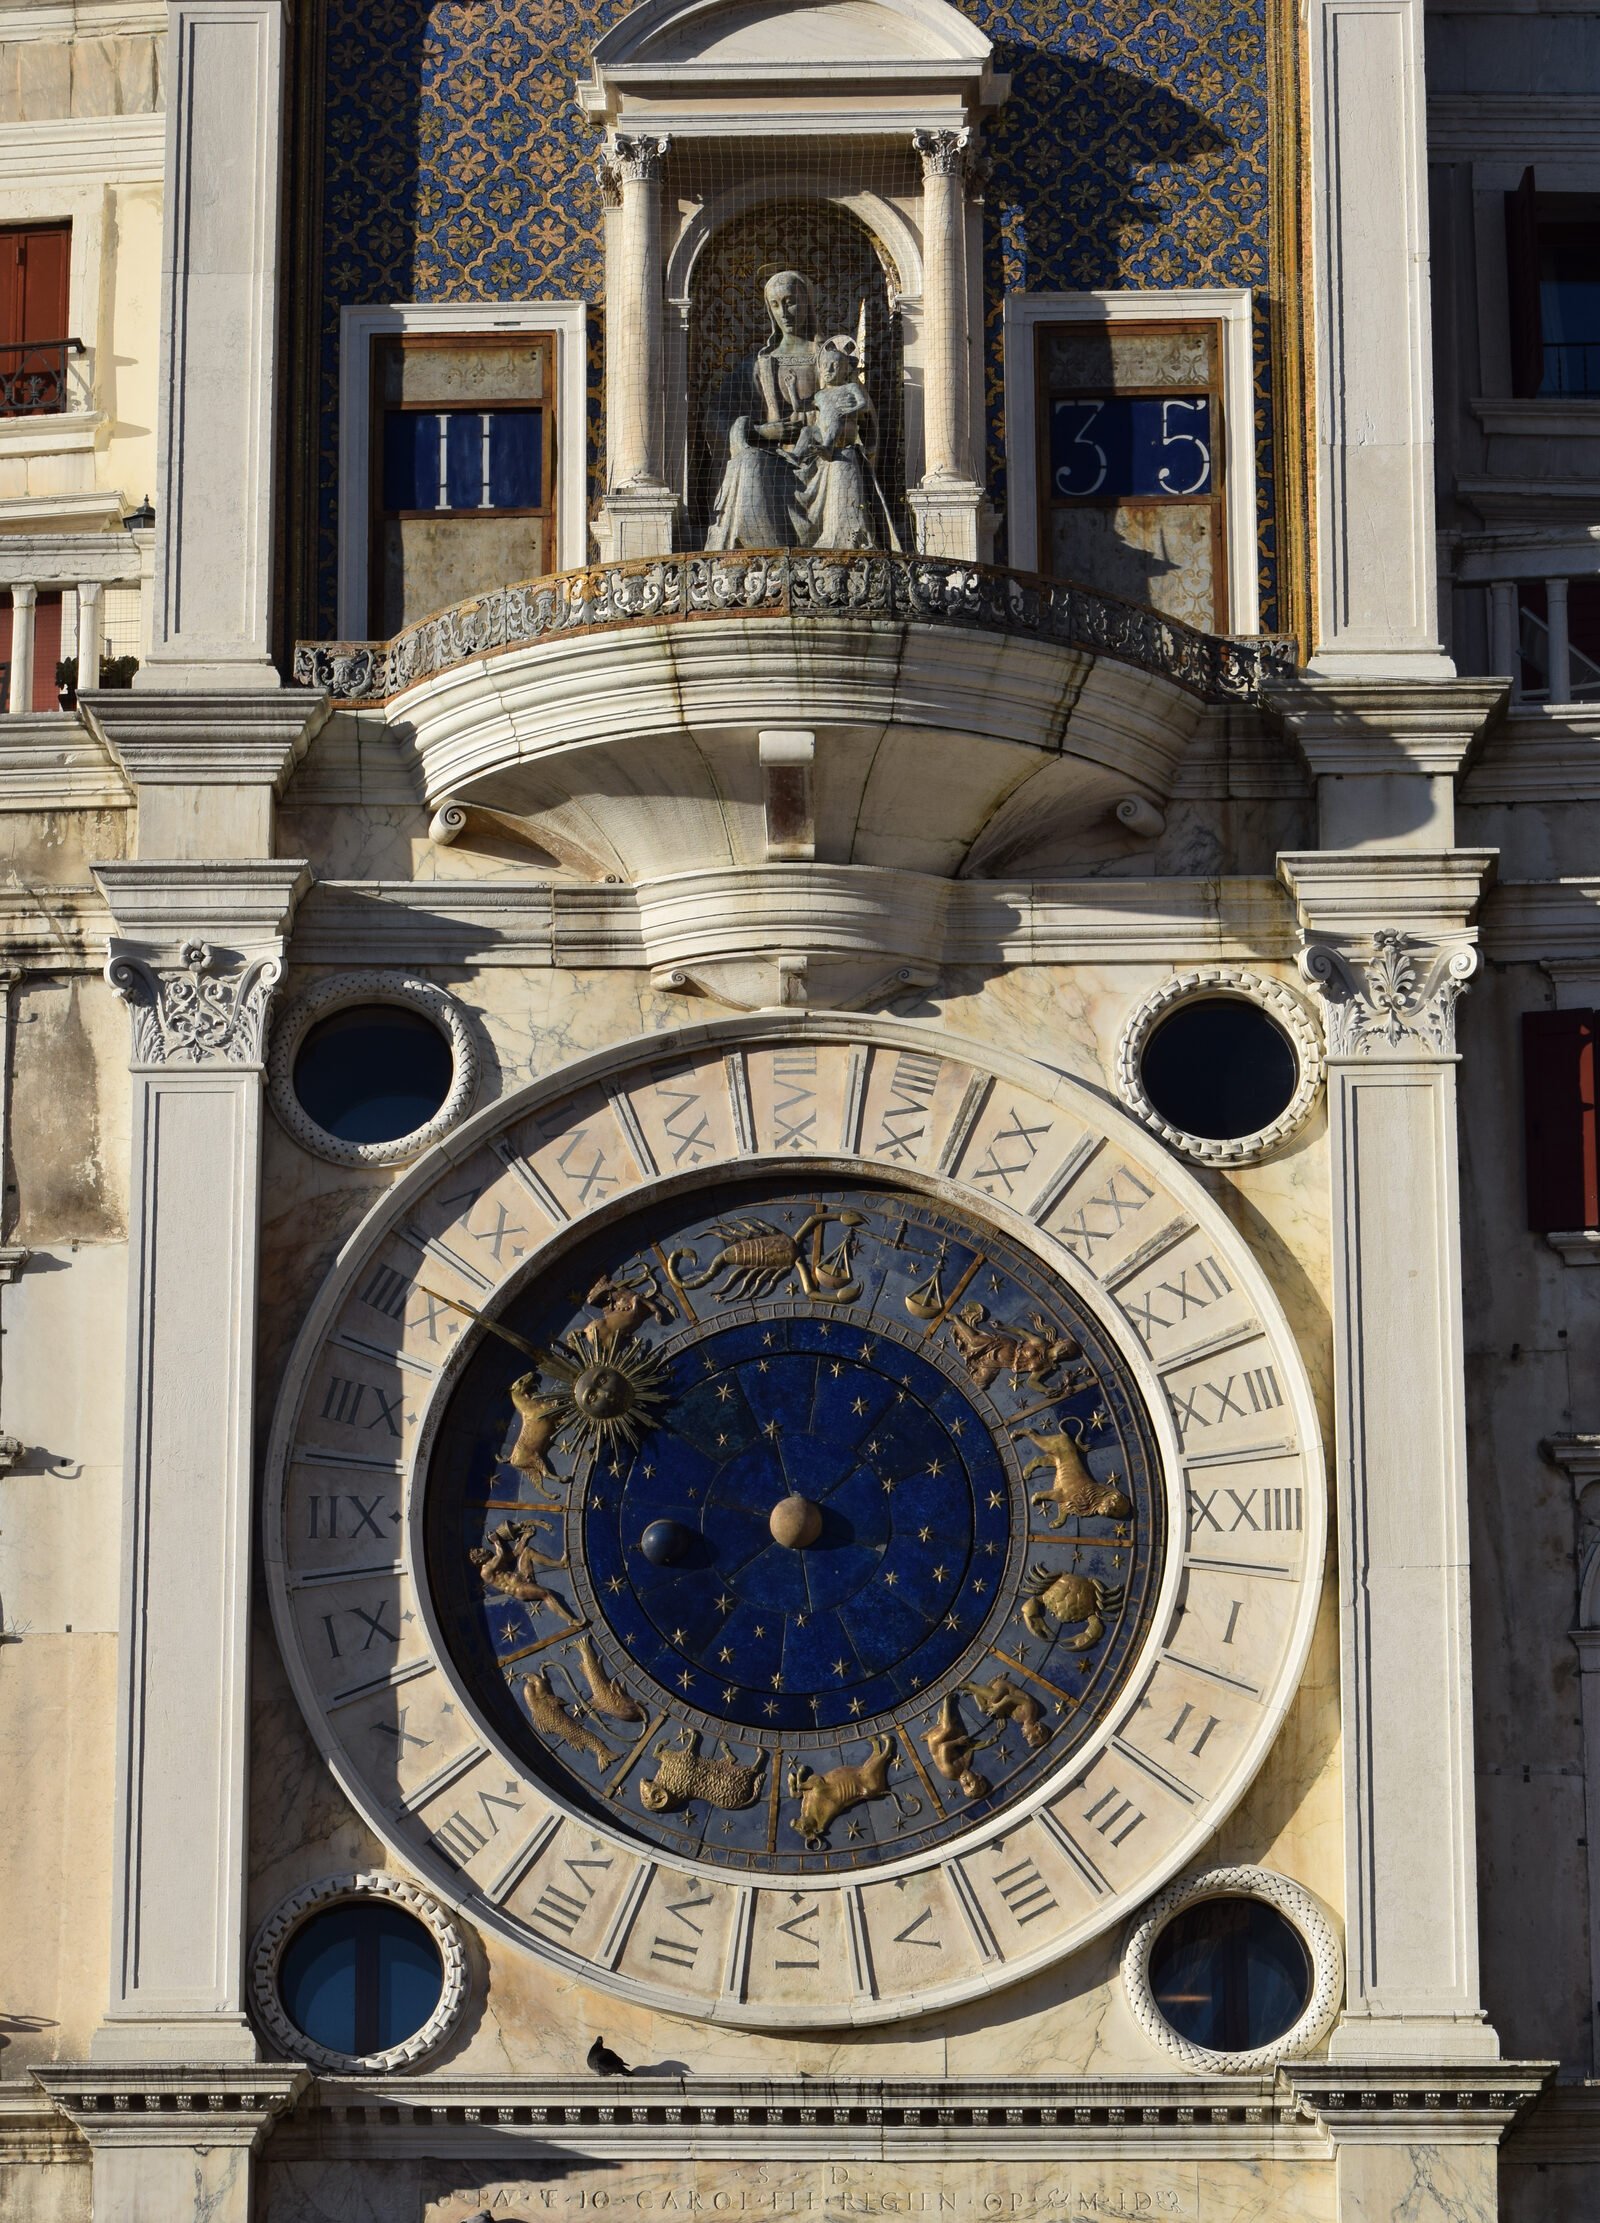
{"left": 786, "top": 1734, "right": 921, "bottom": 1848}
{"left": 960, "top": 1672, "right": 1052, "bottom": 1749}
{"left": 667, "top": 1209, "right": 864, "bottom": 1303}
{"left": 520, "top": 1666, "right": 618, "bottom": 1766}
{"left": 639, "top": 1726, "right": 767, "bottom": 1813}
{"left": 1021, "top": 1567, "right": 1125, "bottom": 1646}
{"left": 1020, "top": 1422, "right": 1133, "bottom": 1523}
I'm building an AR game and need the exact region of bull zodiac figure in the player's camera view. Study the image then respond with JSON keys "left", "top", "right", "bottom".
{"left": 1020, "top": 1421, "right": 1133, "bottom": 1524}
{"left": 470, "top": 1519, "right": 578, "bottom": 1623}
{"left": 960, "top": 1673, "right": 1052, "bottom": 1749}
{"left": 639, "top": 1726, "right": 766, "bottom": 1813}
{"left": 946, "top": 1303, "right": 1082, "bottom": 1393}
{"left": 667, "top": 1209, "right": 864, "bottom": 1304}
{"left": 787, "top": 1734, "right": 922, "bottom": 1848}
{"left": 1021, "top": 1566, "right": 1124, "bottom": 1646}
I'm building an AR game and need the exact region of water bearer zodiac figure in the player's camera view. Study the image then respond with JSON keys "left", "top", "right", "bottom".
{"left": 704, "top": 269, "right": 897, "bottom": 552}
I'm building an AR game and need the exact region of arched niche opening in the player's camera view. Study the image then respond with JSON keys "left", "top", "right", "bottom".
{"left": 682, "top": 196, "right": 907, "bottom": 549}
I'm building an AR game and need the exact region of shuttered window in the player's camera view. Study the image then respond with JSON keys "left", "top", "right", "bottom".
{"left": 0, "top": 222, "right": 71, "bottom": 416}
{"left": 1523, "top": 1008, "right": 1599, "bottom": 1230}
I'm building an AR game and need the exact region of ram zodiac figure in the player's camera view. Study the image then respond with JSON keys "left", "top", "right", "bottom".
{"left": 639, "top": 1726, "right": 766, "bottom": 1813}
{"left": 786, "top": 1734, "right": 921, "bottom": 1848}
{"left": 1021, "top": 1566, "right": 1125, "bottom": 1646}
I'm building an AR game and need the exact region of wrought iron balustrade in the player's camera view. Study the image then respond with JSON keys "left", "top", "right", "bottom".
{"left": 294, "top": 549, "right": 1298, "bottom": 708}
{"left": 1541, "top": 341, "right": 1600, "bottom": 396}
{"left": 0, "top": 337, "right": 84, "bottom": 417}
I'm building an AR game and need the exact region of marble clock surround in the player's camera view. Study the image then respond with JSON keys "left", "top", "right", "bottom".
{"left": 262, "top": 1009, "right": 1327, "bottom": 2034}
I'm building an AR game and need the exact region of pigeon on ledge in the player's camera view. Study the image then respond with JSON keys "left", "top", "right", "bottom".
{"left": 587, "top": 2035, "right": 633, "bottom": 2077}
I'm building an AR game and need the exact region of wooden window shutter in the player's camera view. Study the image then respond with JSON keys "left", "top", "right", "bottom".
{"left": 0, "top": 223, "right": 70, "bottom": 347}
{"left": 1506, "top": 165, "right": 1544, "bottom": 399}
{"left": 1523, "top": 1007, "right": 1598, "bottom": 1230}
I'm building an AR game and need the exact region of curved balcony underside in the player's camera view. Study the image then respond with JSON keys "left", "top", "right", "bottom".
{"left": 293, "top": 552, "right": 1298, "bottom": 885}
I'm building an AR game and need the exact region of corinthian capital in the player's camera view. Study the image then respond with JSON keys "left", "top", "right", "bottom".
{"left": 607, "top": 133, "right": 671, "bottom": 186}
{"left": 1299, "top": 929, "right": 1478, "bottom": 1058}
{"left": 106, "top": 938, "right": 285, "bottom": 1067}
{"left": 912, "top": 126, "right": 972, "bottom": 180}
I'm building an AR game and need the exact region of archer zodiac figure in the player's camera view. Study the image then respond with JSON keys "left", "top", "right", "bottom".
{"left": 1021, "top": 1421, "right": 1134, "bottom": 1524}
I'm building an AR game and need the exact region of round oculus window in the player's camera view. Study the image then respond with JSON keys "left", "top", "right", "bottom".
{"left": 278, "top": 1899, "right": 444, "bottom": 2058}
{"left": 1138, "top": 996, "right": 1300, "bottom": 1145}
{"left": 1146, "top": 1893, "right": 1313, "bottom": 2054}
{"left": 292, "top": 1004, "right": 455, "bottom": 1146}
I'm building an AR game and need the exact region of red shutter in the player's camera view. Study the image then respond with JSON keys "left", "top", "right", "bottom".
{"left": 1506, "top": 166, "right": 1544, "bottom": 399}
{"left": 0, "top": 222, "right": 69, "bottom": 345}
{"left": 31, "top": 590, "right": 62, "bottom": 711}
{"left": 1523, "top": 1008, "right": 1599, "bottom": 1230}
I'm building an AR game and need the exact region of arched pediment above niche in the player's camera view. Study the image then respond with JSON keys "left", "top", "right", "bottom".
{"left": 578, "top": 0, "right": 1007, "bottom": 127}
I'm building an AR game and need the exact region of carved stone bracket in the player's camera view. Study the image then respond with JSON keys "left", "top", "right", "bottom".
{"left": 105, "top": 938, "right": 284, "bottom": 1069}
{"left": 1299, "top": 929, "right": 1478, "bottom": 1057}
{"left": 33, "top": 2065, "right": 308, "bottom": 2150}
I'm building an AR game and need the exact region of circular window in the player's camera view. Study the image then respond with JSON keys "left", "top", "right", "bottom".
{"left": 279, "top": 1899, "right": 443, "bottom": 2057}
{"left": 1147, "top": 1894, "right": 1311, "bottom": 2052}
{"left": 1122, "top": 1865, "right": 1342, "bottom": 2073}
{"left": 251, "top": 1872, "right": 468, "bottom": 2071}
{"left": 1141, "top": 998, "right": 1297, "bottom": 1142}
{"left": 293, "top": 1006, "right": 454, "bottom": 1145}
{"left": 268, "top": 973, "right": 478, "bottom": 1168}
{"left": 1115, "top": 969, "right": 1324, "bottom": 1166}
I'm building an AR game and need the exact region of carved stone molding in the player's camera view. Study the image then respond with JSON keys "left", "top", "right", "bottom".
{"left": 267, "top": 972, "right": 479, "bottom": 1165}
{"left": 607, "top": 131, "right": 670, "bottom": 183}
{"left": 1121, "top": 1866, "right": 1344, "bottom": 2076}
{"left": 32, "top": 2064, "right": 308, "bottom": 2149}
{"left": 1299, "top": 930, "right": 1478, "bottom": 1057}
{"left": 912, "top": 125, "right": 972, "bottom": 177}
{"left": 105, "top": 938, "right": 285, "bottom": 1068}
{"left": 1115, "top": 966, "right": 1325, "bottom": 1164}
{"left": 249, "top": 1872, "right": 469, "bottom": 2074}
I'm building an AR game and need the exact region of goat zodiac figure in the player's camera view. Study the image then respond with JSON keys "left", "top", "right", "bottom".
{"left": 1020, "top": 1422, "right": 1134, "bottom": 1524}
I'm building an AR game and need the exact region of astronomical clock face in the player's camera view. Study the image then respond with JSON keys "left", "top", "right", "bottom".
{"left": 266, "top": 1020, "right": 1324, "bottom": 2027}
{"left": 424, "top": 1181, "right": 1164, "bottom": 1876}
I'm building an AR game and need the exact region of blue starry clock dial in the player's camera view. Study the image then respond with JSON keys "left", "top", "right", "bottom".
{"left": 424, "top": 1179, "right": 1165, "bottom": 1875}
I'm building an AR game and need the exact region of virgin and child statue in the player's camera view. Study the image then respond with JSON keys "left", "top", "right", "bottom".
{"left": 704, "top": 268, "right": 899, "bottom": 553}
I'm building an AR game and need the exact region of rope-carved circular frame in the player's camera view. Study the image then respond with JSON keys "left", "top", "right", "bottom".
{"left": 249, "top": 1869, "right": 469, "bottom": 2072}
{"left": 1114, "top": 967, "right": 1324, "bottom": 1166}
{"left": 1120, "top": 1863, "right": 1343, "bottom": 2074}
{"left": 267, "top": 972, "right": 478, "bottom": 1167}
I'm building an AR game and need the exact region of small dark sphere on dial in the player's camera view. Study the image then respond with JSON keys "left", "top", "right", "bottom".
{"left": 639, "top": 1518, "right": 694, "bottom": 1566}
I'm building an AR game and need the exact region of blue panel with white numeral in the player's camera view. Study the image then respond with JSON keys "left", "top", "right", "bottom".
{"left": 1049, "top": 394, "right": 1214, "bottom": 500}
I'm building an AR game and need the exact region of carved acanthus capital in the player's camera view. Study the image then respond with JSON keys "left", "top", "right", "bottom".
{"left": 912, "top": 126, "right": 972, "bottom": 180}
{"left": 606, "top": 132, "right": 671, "bottom": 187}
{"left": 1298, "top": 928, "right": 1478, "bottom": 1057}
{"left": 106, "top": 937, "right": 284, "bottom": 1068}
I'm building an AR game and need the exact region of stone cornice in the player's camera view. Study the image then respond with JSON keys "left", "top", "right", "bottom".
{"left": 1276, "top": 850, "right": 1498, "bottom": 939}
{"left": 83, "top": 690, "right": 330, "bottom": 794}
{"left": 1262, "top": 678, "right": 1508, "bottom": 780}
{"left": 32, "top": 2065, "right": 308, "bottom": 2150}
{"left": 1283, "top": 2061, "right": 1554, "bottom": 2145}
{"left": 93, "top": 859, "right": 312, "bottom": 950}
{"left": 1482, "top": 878, "right": 1600, "bottom": 963}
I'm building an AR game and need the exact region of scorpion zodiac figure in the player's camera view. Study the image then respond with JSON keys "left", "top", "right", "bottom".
{"left": 667, "top": 1208, "right": 864, "bottom": 1303}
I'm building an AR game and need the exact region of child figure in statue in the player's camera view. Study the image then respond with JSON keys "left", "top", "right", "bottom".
{"left": 790, "top": 334, "right": 898, "bottom": 551}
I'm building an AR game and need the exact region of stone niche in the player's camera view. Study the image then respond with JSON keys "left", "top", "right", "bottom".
{"left": 579, "top": 0, "right": 1008, "bottom": 562}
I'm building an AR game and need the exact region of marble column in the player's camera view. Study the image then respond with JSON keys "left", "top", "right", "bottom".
{"left": 1281, "top": 848, "right": 1499, "bottom": 2062}
{"left": 76, "top": 578, "right": 104, "bottom": 682}
{"left": 908, "top": 129, "right": 992, "bottom": 562}
{"left": 8, "top": 581, "right": 36, "bottom": 713}
{"left": 594, "top": 133, "right": 678, "bottom": 561}
{"left": 139, "top": 0, "right": 289, "bottom": 688}
{"left": 1305, "top": 0, "right": 1451, "bottom": 676}
{"left": 1547, "top": 1434, "right": 1600, "bottom": 2072}
{"left": 89, "top": 859, "right": 309, "bottom": 2065}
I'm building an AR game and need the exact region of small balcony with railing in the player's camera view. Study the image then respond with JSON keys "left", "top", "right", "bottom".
{"left": 0, "top": 337, "right": 85, "bottom": 420}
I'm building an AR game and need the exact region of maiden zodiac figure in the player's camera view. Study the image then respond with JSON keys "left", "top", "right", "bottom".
{"left": 705, "top": 269, "right": 896, "bottom": 552}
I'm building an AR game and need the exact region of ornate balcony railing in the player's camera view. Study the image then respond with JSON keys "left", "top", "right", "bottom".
{"left": 0, "top": 337, "right": 84, "bottom": 417}
{"left": 293, "top": 551, "right": 1299, "bottom": 708}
